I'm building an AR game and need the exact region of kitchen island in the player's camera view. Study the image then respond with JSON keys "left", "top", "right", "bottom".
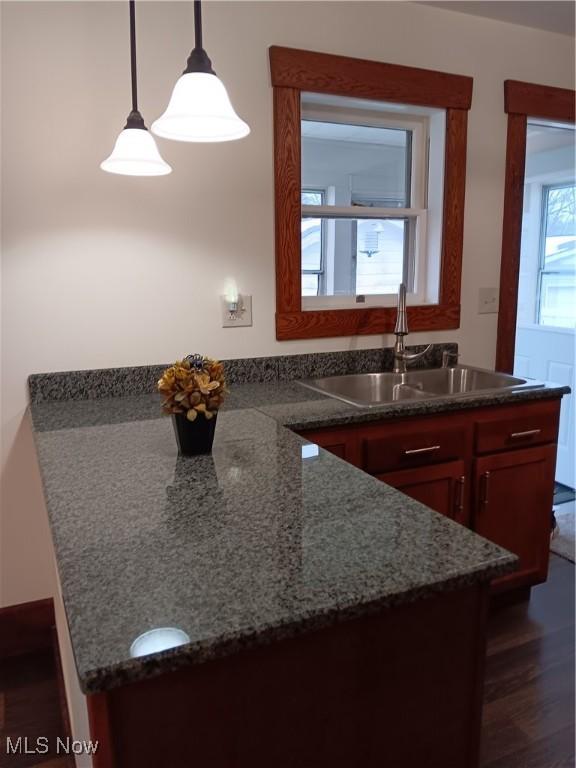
{"left": 29, "top": 349, "right": 568, "bottom": 768}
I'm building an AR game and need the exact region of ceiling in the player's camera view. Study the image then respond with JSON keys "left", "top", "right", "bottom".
{"left": 302, "top": 120, "right": 407, "bottom": 146}
{"left": 527, "top": 122, "right": 575, "bottom": 153}
{"left": 418, "top": 2, "right": 575, "bottom": 36}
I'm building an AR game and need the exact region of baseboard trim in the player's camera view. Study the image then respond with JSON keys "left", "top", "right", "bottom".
{"left": 0, "top": 597, "right": 55, "bottom": 659}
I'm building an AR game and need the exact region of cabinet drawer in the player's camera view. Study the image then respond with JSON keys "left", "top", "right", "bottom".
{"left": 362, "top": 425, "right": 467, "bottom": 475}
{"left": 475, "top": 401, "right": 560, "bottom": 454}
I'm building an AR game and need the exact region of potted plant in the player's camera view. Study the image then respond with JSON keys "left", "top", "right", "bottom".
{"left": 157, "top": 354, "right": 227, "bottom": 455}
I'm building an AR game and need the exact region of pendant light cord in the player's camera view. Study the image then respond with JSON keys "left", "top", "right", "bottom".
{"left": 183, "top": 0, "right": 216, "bottom": 75}
{"left": 130, "top": 0, "right": 138, "bottom": 112}
{"left": 194, "top": 0, "right": 202, "bottom": 50}
{"left": 124, "top": 0, "right": 145, "bottom": 128}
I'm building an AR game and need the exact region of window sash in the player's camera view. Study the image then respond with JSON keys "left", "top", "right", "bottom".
{"left": 301, "top": 103, "right": 428, "bottom": 210}
{"left": 302, "top": 205, "right": 424, "bottom": 219}
{"left": 300, "top": 212, "right": 427, "bottom": 308}
{"left": 536, "top": 183, "right": 576, "bottom": 326}
{"left": 301, "top": 189, "right": 326, "bottom": 297}
{"left": 299, "top": 102, "right": 440, "bottom": 308}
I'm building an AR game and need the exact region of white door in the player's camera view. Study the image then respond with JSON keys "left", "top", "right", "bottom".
{"left": 514, "top": 124, "right": 575, "bottom": 489}
{"left": 514, "top": 326, "right": 575, "bottom": 488}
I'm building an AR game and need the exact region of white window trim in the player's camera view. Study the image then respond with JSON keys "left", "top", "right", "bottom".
{"left": 301, "top": 102, "right": 442, "bottom": 310}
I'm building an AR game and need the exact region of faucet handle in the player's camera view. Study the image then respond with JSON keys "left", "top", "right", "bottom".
{"left": 403, "top": 343, "right": 434, "bottom": 364}
{"left": 442, "top": 349, "right": 460, "bottom": 368}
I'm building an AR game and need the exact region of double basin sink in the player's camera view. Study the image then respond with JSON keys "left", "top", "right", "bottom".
{"left": 299, "top": 365, "right": 543, "bottom": 408}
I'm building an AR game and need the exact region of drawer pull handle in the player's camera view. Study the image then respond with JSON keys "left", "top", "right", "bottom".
{"left": 510, "top": 429, "right": 541, "bottom": 440}
{"left": 455, "top": 475, "right": 466, "bottom": 514}
{"left": 480, "top": 471, "right": 491, "bottom": 506}
{"left": 404, "top": 445, "right": 441, "bottom": 455}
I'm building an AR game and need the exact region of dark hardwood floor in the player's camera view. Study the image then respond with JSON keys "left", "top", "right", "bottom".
{"left": 0, "top": 649, "right": 73, "bottom": 768}
{"left": 482, "top": 554, "right": 575, "bottom": 768}
{"left": 0, "top": 554, "right": 573, "bottom": 768}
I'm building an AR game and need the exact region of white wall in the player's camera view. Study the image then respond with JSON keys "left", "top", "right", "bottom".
{"left": 1, "top": 1, "right": 574, "bottom": 607}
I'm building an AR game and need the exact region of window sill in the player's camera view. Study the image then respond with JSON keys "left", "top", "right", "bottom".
{"left": 276, "top": 303, "right": 460, "bottom": 340}
{"left": 302, "top": 293, "right": 431, "bottom": 311}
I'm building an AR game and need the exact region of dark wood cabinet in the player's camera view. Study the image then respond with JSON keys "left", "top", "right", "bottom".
{"left": 88, "top": 584, "right": 490, "bottom": 768}
{"left": 377, "top": 460, "right": 468, "bottom": 525}
{"left": 297, "top": 398, "right": 562, "bottom": 593}
{"left": 299, "top": 426, "right": 361, "bottom": 466}
{"left": 473, "top": 444, "right": 556, "bottom": 591}
{"left": 362, "top": 421, "right": 467, "bottom": 475}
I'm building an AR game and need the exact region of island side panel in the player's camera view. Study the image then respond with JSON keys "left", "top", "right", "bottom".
{"left": 52, "top": 551, "right": 95, "bottom": 768}
{"left": 87, "top": 584, "right": 489, "bottom": 768}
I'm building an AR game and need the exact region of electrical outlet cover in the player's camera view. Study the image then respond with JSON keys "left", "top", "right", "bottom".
{"left": 478, "top": 287, "right": 498, "bottom": 314}
{"left": 221, "top": 295, "right": 253, "bottom": 327}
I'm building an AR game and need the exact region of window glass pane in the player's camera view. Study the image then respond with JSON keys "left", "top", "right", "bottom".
{"left": 539, "top": 184, "right": 576, "bottom": 327}
{"left": 302, "top": 273, "right": 320, "bottom": 296}
{"left": 301, "top": 216, "right": 414, "bottom": 297}
{"left": 539, "top": 272, "right": 576, "bottom": 328}
{"left": 356, "top": 219, "right": 406, "bottom": 295}
{"left": 302, "top": 119, "right": 411, "bottom": 208}
{"left": 301, "top": 191, "right": 323, "bottom": 206}
{"left": 543, "top": 185, "right": 575, "bottom": 269}
{"left": 301, "top": 217, "right": 323, "bottom": 271}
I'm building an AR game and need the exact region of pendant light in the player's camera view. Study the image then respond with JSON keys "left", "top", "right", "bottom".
{"left": 101, "top": 1, "right": 171, "bottom": 176}
{"left": 151, "top": 0, "right": 250, "bottom": 143}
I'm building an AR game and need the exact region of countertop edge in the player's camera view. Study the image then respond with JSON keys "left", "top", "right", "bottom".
{"left": 78, "top": 551, "right": 516, "bottom": 695}
{"left": 258, "top": 385, "right": 571, "bottom": 432}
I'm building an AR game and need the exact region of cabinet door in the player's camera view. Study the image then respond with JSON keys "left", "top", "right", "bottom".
{"left": 377, "top": 460, "right": 468, "bottom": 524}
{"left": 473, "top": 444, "right": 556, "bottom": 591}
{"left": 300, "top": 427, "right": 361, "bottom": 466}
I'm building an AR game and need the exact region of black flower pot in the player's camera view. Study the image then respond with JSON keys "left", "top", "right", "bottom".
{"left": 171, "top": 412, "right": 218, "bottom": 456}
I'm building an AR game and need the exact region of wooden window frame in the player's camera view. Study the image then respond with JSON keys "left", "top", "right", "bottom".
{"left": 495, "top": 80, "right": 575, "bottom": 373}
{"left": 270, "top": 46, "right": 473, "bottom": 341}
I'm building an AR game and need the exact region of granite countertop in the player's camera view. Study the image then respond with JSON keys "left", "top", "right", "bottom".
{"left": 28, "top": 351, "right": 569, "bottom": 695}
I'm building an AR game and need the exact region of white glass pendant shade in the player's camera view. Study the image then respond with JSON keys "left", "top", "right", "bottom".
{"left": 151, "top": 72, "right": 250, "bottom": 143}
{"left": 101, "top": 128, "right": 172, "bottom": 176}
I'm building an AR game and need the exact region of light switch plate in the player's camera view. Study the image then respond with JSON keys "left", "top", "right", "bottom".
{"left": 478, "top": 287, "right": 498, "bottom": 314}
{"left": 221, "top": 294, "right": 253, "bottom": 328}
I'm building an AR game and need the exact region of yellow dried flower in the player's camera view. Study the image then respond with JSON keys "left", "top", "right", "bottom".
{"left": 194, "top": 373, "right": 220, "bottom": 395}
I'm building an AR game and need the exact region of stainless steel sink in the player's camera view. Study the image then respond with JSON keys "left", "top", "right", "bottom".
{"left": 405, "top": 366, "right": 529, "bottom": 395}
{"left": 298, "top": 366, "right": 543, "bottom": 408}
